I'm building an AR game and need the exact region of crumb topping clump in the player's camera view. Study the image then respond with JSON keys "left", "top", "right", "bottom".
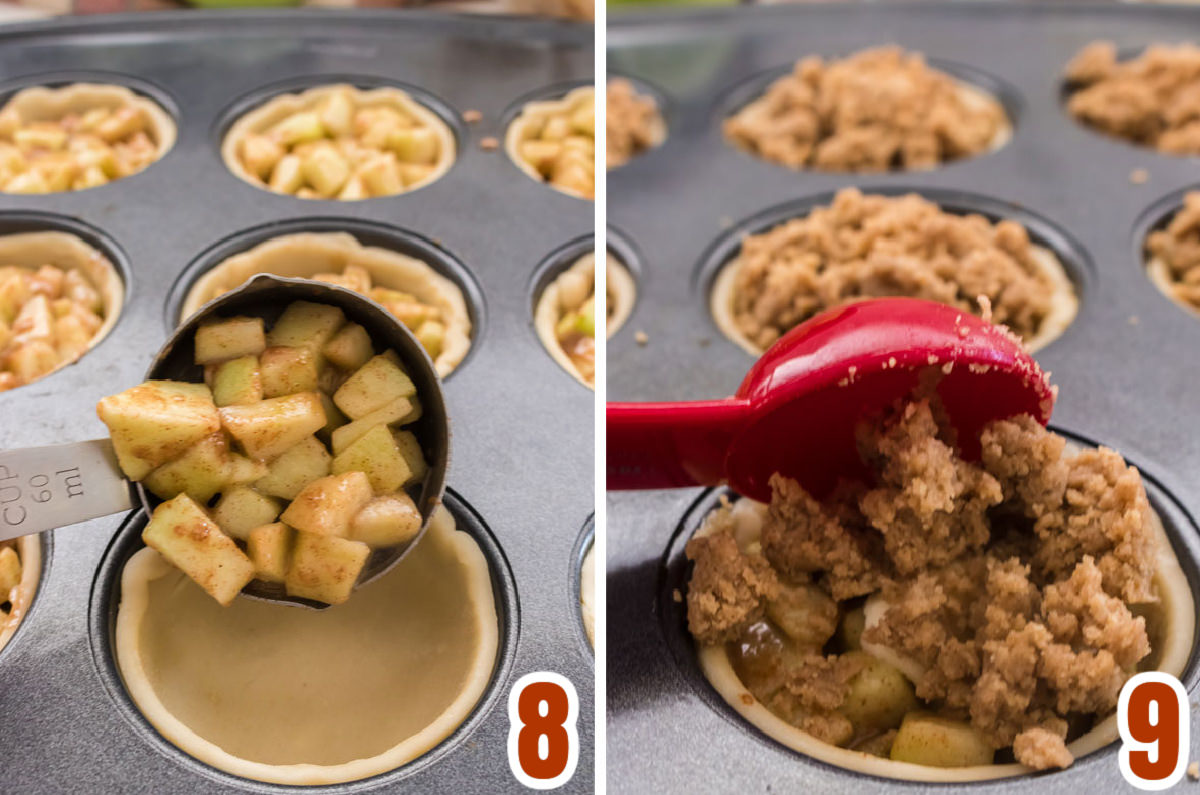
{"left": 686, "top": 399, "right": 1160, "bottom": 771}
{"left": 726, "top": 188, "right": 1060, "bottom": 350}
{"left": 1146, "top": 190, "right": 1200, "bottom": 313}
{"left": 606, "top": 79, "right": 664, "bottom": 169}
{"left": 1066, "top": 41, "right": 1200, "bottom": 156}
{"left": 724, "top": 47, "right": 1007, "bottom": 172}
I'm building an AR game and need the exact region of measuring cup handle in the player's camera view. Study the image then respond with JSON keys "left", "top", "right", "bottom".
{"left": 0, "top": 439, "right": 132, "bottom": 542}
{"left": 606, "top": 399, "right": 751, "bottom": 490}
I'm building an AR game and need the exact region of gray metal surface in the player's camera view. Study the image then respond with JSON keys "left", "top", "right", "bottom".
{"left": 607, "top": 4, "right": 1200, "bottom": 792}
{"left": 0, "top": 10, "right": 593, "bottom": 793}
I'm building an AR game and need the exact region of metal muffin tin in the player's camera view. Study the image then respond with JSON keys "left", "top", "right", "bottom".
{"left": 0, "top": 10, "right": 593, "bottom": 793}
{"left": 607, "top": 4, "right": 1200, "bottom": 792}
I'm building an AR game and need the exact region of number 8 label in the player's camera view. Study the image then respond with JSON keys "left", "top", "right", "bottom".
{"left": 1118, "top": 672, "right": 1189, "bottom": 790}
{"left": 507, "top": 672, "right": 579, "bottom": 790}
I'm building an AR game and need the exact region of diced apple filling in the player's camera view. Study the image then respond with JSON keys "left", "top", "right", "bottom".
{"left": 511, "top": 87, "right": 595, "bottom": 199}
{"left": 0, "top": 96, "right": 163, "bottom": 194}
{"left": 0, "top": 262, "right": 106, "bottom": 391}
{"left": 97, "top": 299, "right": 433, "bottom": 606}
{"left": 237, "top": 85, "right": 446, "bottom": 200}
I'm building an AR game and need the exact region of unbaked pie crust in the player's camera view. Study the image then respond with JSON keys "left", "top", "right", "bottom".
{"left": 180, "top": 231, "right": 471, "bottom": 377}
{"left": 114, "top": 507, "right": 498, "bottom": 786}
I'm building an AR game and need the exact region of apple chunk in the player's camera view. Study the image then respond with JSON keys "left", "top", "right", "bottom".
{"left": 267, "top": 301, "right": 345, "bottom": 351}
{"left": 212, "top": 486, "right": 282, "bottom": 541}
{"left": 393, "top": 430, "right": 428, "bottom": 484}
{"left": 330, "top": 396, "right": 415, "bottom": 454}
{"left": 247, "top": 522, "right": 293, "bottom": 583}
{"left": 280, "top": 471, "right": 373, "bottom": 537}
{"left": 255, "top": 435, "right": 332, "bottom": 500}
{"left": 259, "top": 346, "right": 320, "bottom": 398}
{"left": 219, "top": 392, "right": 326, "bottom": 461}
{"left": 350, "top": 493, "right": 422, "bottom": 548}
{"left": 142, "top": 494, "right": 254, "bottom": 607}
{"left": 211, "top": 355, "right": 262, "bottom": 407}
{"left": 142, "top": 432, "right": 233, "bottom": 503}
{"left": 322, "top": 322, "right": 373, "bottom": 371}
{"left": 194, "top": 316, "right": 266, "bottom": 365}
{"left": 331, "top": 424, "right": 410, "bottom": 494}
{"left": 285, "top": 531, "right": 370, "bottom": 605}
{"left": 97, "top": 380, "right": 221, "bottom": 481}
{"left": 333, "top": 354, "right": 416, "bottom": 419}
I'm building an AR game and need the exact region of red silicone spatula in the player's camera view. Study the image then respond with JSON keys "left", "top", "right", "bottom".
{"left": 607, "top": 297, "right": 1054, "bottom": 502}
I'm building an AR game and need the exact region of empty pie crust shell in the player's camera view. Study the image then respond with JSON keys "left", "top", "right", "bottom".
{"left": 113, "top": 507, "right": 498, "bottom": 786}
{"left": 534, "top": 251, "right": 634, "bottom": 388}
{"left": 691, "top": 449, "right": 1194, "bottom": 783}
{"left": 1, "top": 82, "right": 175, "bottom": 171}
{"left": 505, "top": 86, "right": 595, "bottom": 199}
{"left": 221, "top": 84, "right": 455, "bottom": 197}
{"left": 0, "top": 230, "right": 125, "bottom": 376}
{"left": 0, "top": 536, "right": 41, "bottom": 656}
{"left": 580, "top": 544, "right": 595, "bottom": 647}
{"left": 179, "top": 231, "right": 472, "bottom": 377}
{"left": 710, "top": 233, "right": 1077, "bottom": 356}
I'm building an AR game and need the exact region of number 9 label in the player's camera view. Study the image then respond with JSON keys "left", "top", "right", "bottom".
{"left": 1118, "top": 672, "right": 1189, "bottom": 790}
{"left": 507, "top": 672, "right": 579, "bottom": 790}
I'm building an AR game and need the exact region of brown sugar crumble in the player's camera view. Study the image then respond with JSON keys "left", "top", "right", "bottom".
{"left": 479, "top": 136, "right": 499, "bottom": 151}
{"left": 726, "top": 188, "right": 1064, "bottom": 350}
{"left": 462, "top": 109, "right": 483, "bottom": 124}
{"left": 724, "top": 47, "right": 1008, "bottom": 172}
{"left": 686, "top": 398, "right": 1163, "bottom": 771}
{"left": 1066, "top": 41, "right": 1200, "bottom": 155}
{"left": 1188, "top": 760, "right": 1199, "bottom": 780}
{"left": 1130, "top": 168, "right": 1150, "bottom": 185}
{"left": 607, "top": 79, "right": 665, "bottom": 169}
{"left": 1145, "top": 190, "right": 1200, "bottom": 312}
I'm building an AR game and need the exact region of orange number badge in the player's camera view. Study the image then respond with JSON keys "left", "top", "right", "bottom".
{"left": 1118, "top": 672, "right": 1190, "bottom": 790}
{"left": 507, "top": 672, "right": 579, "bottom": 790}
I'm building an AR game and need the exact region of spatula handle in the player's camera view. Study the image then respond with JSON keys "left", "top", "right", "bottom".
{"left": 0, "top": 439, "right": 131, "bottom": 542}
{"left": 606, "top": 399, "right": 750, "bottom": 490}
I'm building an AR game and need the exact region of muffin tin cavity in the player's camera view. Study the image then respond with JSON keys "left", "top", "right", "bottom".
{"left": 698, "top": 186, "right": 1091, "bottom": 356}
{"left": 216, "top": 75, "right": 463, "bottom": 201}
{"left": 1135, "top": 186, "right": 1200, "bottom": 321}
{"left": 571, "top": 515, "right": 595, "bottom": 657}
{"left": 657, "top": 431, "right": 1200, "bottom": 782}
{"left": 88, "top": 489, "right": 517, "bottom": 791}
{"left": 0, "top": 534, "right": 47, "bottom": 661}
{"left": 0, "top": 210, "right": 129, "bottom": 394}
{"left": 503, "top": 81, "right": 596, "bottom": 200}
{"left": 717, "top": 54, "right": 1019, "bottom": 173}
{"left": 0, "top": 71, "right": 178, "bottom": 194}
{"left": 166, "top": 217, "right": 485, "bottom": 380}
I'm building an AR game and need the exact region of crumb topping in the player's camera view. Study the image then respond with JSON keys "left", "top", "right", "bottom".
{"left": 1146, "top": 190, "right": 1200, "bottom": 313}
{"left": 606, "top": 79, "right": 664, "bottom": 169}
{"left": 724, "top": 47, "right": 1007, "bottom": 172}
{"left": 1066, "top": 41, "right": 1200, "bottom": 156}
{"left": 726, "top": 188, "right": 1060, "bottom": 350}
{"left": 687, "top": 398, "right": 1160, "bottom": 771}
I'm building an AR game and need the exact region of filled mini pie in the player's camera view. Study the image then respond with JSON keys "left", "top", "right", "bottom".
{"left": 1065, "top": 42, "right": 1200, "bottom": 156}
{"left": 181, "top": 232, "right": 472, "bottom": 378}
{"left": 534, "top": 251, "right": 634, "bottom": 389}
{"left": 506, "top": 86, "right": 595, "bottom": 199}
{"left": 710, "top": 189, "right": 1077, "bottom": 355}
{"left": 1145, "top": 191, "right": 1200, "bottom": 317}
{"left": 606, "top": 78, "right": 666, "bottom": 170}
{"left": 114, "top": 506, "right": 498, "bottom": 786}
{"left": 686, "top": 399, "right": 1193, "bottom": 781}
{"left": 0, "top": 536, "right": 40, "bottom": 655}
{"left": 0, "top": 83, "right": 174, "bottom": 194}
{"left": 724, "top": 47, "right": 1010, "bottom": 173}
{"left": 221, "top": 84, "right": 455, "bottom": 200}
{"left": 0, "top": 230, "right": 124, "bottom": 391}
